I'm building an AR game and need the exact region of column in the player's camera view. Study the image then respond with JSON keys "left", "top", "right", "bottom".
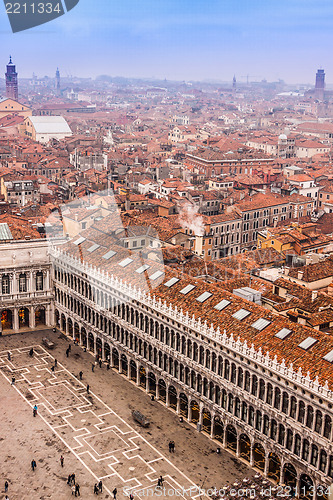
{"left": 136, "top": 368, "right": 140, "bottom": 386}
{"left": 30, "top": 306, "right": 35, "bottom": 328}
{"left": 165, "top": 384, "right": 170, "bottom": 407}
{"left": 65, "top": 318, "right": 69, "bottom": 335}
{"left": 236, "top": 435, "right": 240, "bottom": 457}
{"left": 30, "top": 271, "right": 34, "bottom": 292}
{"left": 176, "top": 395, "right": 181, "bottom": 415}
{"left": 12, "top": 272, "right": 17, "bottom": 294}
{"left": 101, "top": 339, "right": 105, "bottom": 360}
{"left": 264, "top": 454, "right": 269, "bottom": 476}
{"left": 279, "top": 461, "right": 284, "bottom": 485}
{"left": 146, "top": 374, "right": 149, "bottom": 393}
{"left": 46, "top": 269, "right": 50, "bottom": 291}
{"left": 250, "top": 445, "right": 254, "bottom": 467}
{"left": 13, "top": 307, "right": 19, "bottom": 331}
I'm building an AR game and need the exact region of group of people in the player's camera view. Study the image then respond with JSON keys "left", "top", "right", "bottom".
{"left": 168, "top": 440, "right": 175, "bottom": 453}
{"left": 93, "top": 480, "right": 103, "bottom": 495}
{"left": 67, "top": 473, "right": 80, "bottom": 496}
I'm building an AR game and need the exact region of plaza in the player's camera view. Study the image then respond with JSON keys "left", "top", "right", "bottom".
{"left": 0, "top": 329, "right": 251, "bottom": 499}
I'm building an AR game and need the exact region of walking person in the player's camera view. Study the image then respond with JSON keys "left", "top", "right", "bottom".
{"left": 99, "top": 359, "right": 102, "bottom": 368}
{"left": 11, "top": 376, "right": 15, "bottom": 385}
{"left": 29, "top": 348, "right": 33, "bottom": 357}
{"left": 31, "top": 459, "right": 36, "bottom": 471}
{"left": 5, "top": 495, "right": 9, "bottom": 500}
{"left": 168, "top": 441, "right": 172, "bottom": 453}
{"left": 98, "top": 480, "right": 103, "bottom": 492}
{"left": 171, "top": 440, "right": 175, "bottom": 452}
{"left": 7, "top": 352, "right": 11, "bottom": 361}
{"left": 33, "top": 405, "right": 38, "bottom": 417}
{"left": 79, "top": 371, "right": 83, "bottom": 380}
{"left": 87, "top": 384, "right": 90, "bottom": 394}
{"left": 75, "top": 483, "right": 80, "bottom": 496}
{"left": 60, "top": 455, "right": 64, "bottom": 467}
{"left": 5, "top": 480, "right": 8, "bottom": 492}
{"left": 54, "top": 359, "right": 57, "bottom": 367}
{"left": 68, "top": 343, "right": 71, "bottom": 352}
{"left": 92, "top": 363, "right": 95, "bottom": 372}
{"left": 67, "top": 474, "right": 71, "bottom": 485}
{"left": 130, "top": 494, "right": 134, "bottom": 500}
{"left": 72, "top": 473, "right": 75, "bottom": 485}
{"left": 113, "top": 487, "right": 117, "bottom": 499}
{"left": 72, "top": 484, "right": 76, "bottom": 495}
{"left": 94, "top": 483, "right": 99, "bottom": 495}
{"left": 66, "top": 348, "right": 69, "bottom": 358}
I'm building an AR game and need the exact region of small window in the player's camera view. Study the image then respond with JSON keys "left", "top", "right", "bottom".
{"left": 180, "top": 284, "right": 196, "bottom": 295}
{"left": 298, "top": 337, "right": 318, "bottom": 350}
{"left": 118, "top": 257, "right": 133, "bottom": 268}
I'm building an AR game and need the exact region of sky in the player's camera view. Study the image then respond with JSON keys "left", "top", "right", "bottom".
{"left": 0, "top": 0, "right": 333, "bottom": 83}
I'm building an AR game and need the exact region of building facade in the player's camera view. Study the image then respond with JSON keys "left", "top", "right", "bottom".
{"left": 0, "top": 240, "right": 53, "bottom": 332}
{"left": 51, "top": 245, "right": 333, "bottom": 498}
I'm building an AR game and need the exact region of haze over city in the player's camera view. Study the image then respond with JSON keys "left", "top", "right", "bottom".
{"left": 0, "top": 0, "right": 333, "bottom": 82}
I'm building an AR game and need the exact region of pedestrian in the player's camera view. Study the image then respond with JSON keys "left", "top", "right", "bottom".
{"left": 168, "top": 441, "right": 172, "bottom": 453}
{"left": 31, "top": 459, "right": 36, "bottom": 471}
{"left": 60, "top": 455, "right": 64, "bottom": 467}
{"left": 5, "top": 480, "right": 8, "bottom": 492}
{"left": 72, "top": 484, "right": 76, "bottom": 495}
{"left": 98, "top": 480, "right": 103, "bottom": 492}
{"left": 99, "top": 359, "right": 102, "bottom": 368}
{"left": 72, "top": 473, "right": 75, "bottom": 485}
{"left": 113, "top": 487, "right": 117, "bottom": 499}
{"left": 5, "top": 495, "right": 9, "bottom": 500}
{"left": 68, "top": 343, "right": 71, "bottom": 352}
{"left": 171, "top": 440, "right": 175, "bottom": 452}
{"left": 7, "top": 352, "right": 11, "bottom": 361}
{"left": 79, "top": 371, "right": 83, "bottom": 380}
{"left": 130, "top": 494, "right": 134, "bottom": 500}
{"left": 92, "top": 363, "right": 94, "bottom": 372}
{"left": 54, "top": 358, "right": 57, "bottom": 367}
{"left": 51, "top": 365, "right": 55, "bottom": 372}
{"left": 107, "top": 363, "right": 110, "bottom": 370}
{"left": 29, "top": 348, "right": 33, "bottom": 357}
{"left": 66, "top": 349, "right": 69, "bottom": 358}
{"left": 94, "top": 483, "right": 99, "bottom": 494}
{"left": 11, "top": 376, "right": 15, "bottom": 385}
{"left": 75, "top": 483, "right": 80, "bottom": 496}
{"left": 67, "top": 474, "right": 71, "bottom": 485}
{"left": 33, "top": 404, "right": 38, "bottom": 417}
{"left": 157, "top": 476, "right": 163, "bottom": 488}
{"left": 87, "top": 384, "right": 90, "bottom": 394}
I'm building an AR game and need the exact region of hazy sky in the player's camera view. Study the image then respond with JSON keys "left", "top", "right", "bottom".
{"left": 0, "top": 0, "right": 332, "bottom": 83}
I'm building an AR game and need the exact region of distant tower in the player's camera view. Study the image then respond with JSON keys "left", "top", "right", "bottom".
{"left": 55, "top": 67, "right": 60, "bottom": 95}
{"left": 5, "top": 56, "right": 18, "bottom": 101}
{"left": 315, "top": 69, "right": 325, "bottom": 99}
{"left": 232, "top": 75, "right": 236, "bottom": 92}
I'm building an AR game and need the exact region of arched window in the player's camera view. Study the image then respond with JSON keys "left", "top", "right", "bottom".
{"left": 231, "top": 363, "right": 237, "bottom": 384}
{"left": 241, "top": 402, "right": 248, "bottom": 422}
{"left": 278, "top": 424, "right": 285, "bottom": 445}
{"left": 274, "top": 388, "right": 281, "bottom": 409}
{"left": 224, "top": 360, "right": 230, "bottom": 380}
{"left": 251, "top": 375, "right": 258, "bottom": 396}
{"left": 228, "top": 394, "right": 234, "bottom": 414}
{"left": 290, "top": 397, "right": 297, "bottom": 419}
{"left": 298, "top": 401, "right": 305, "bottom": 424}
{"left": 244, "top": 371, "right": 251, "bottom": 392}
{"left": 282, "top": 392, "right": 289, "bottom": 414}
{"left": 319, "top": 450, "right": 327, "bottom": 473}
{"left": 324, "top": 415, "right": 332, "bottom": 439}
{"left": 259, "top": 379, "right": 265, "bottom": 400}
{"left": 302, "top": 440, "right": 310, "bottom": 462}
{"left": 294, "top": 434, "right": 301, "bottom": 456}
{"left": 306, "top": 406, "right": 314, "bottom": 429}
{"left": 286, "top": 429, "right": 293, "bottom": 451}
{"left": 255, "top": 411, "right": 262, "bottom": 431}
{"left": 237, "top": 367, "right": 243, "bottom": 387}
{"left": 270, "top": 419, "right": 277, "bottom": 440}
{"left": 315, "top": 411, "right": 322, "bottom": 434}
{"left": 310, "top": 445, "right": 319, "bottom": 467}
{"left": 234, "top": 397, "right": 241, "bottom": 417}
{"left": 266, "top": 383, "right": 273, "bottom": 405}
{"left": 263, "top": 415, "right": 269, "bottom": 436}
{"left": 248, "top": 406, "right": 255, "bottom": 427}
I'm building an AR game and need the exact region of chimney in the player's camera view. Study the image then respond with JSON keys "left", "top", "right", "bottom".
{"left": 312, "top": 290, "right": 318, "bottom": 302}
{"left": 195, "top": 235, "right": 203, "bottom": 256}
{"left": 284, "top": 267, "right": 290, "bottom": 276}
{"left": 297, "top": 270, "right": 304, "bottom": 280}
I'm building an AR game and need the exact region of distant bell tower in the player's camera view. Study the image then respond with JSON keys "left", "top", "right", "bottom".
{"left": 5, "top": 56, "right": 18, "bottom": 101}
{"left": 232, "top": 75, "right": 236, "bottom": 91}
{"left": 55, "top": 67, "right": 60, "bottom": 94}
{"left": 315, "top": 69, "right": 325, "bottom": 90}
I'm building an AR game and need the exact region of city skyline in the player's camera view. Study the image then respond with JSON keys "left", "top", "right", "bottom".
{"left": 0, "top": 0, "right": 333, "bottom": 83}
